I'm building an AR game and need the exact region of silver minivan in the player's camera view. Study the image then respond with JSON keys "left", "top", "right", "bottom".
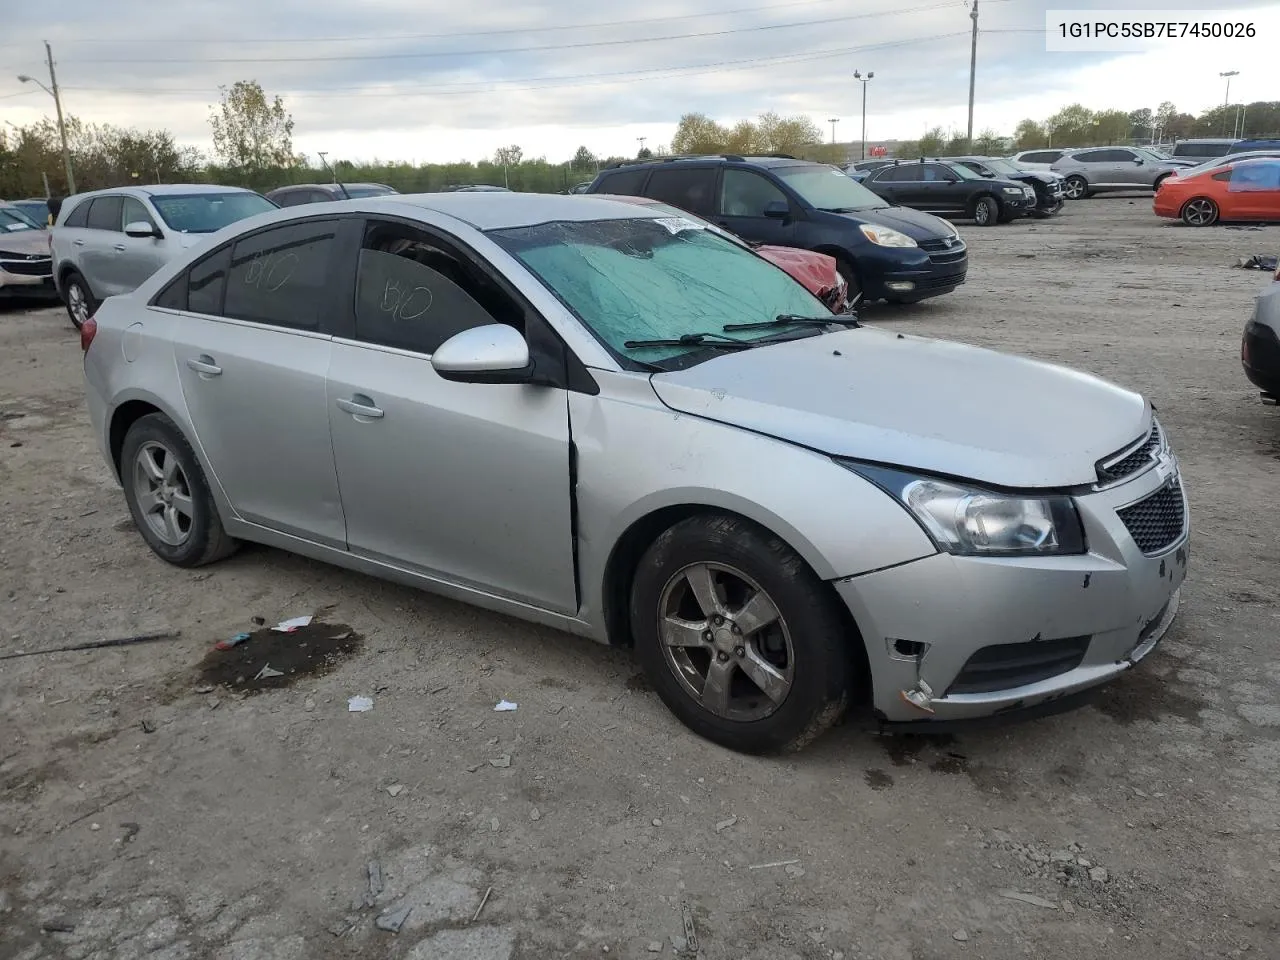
{"left": 51, "top": 184, "right": 276, "bottom": 328}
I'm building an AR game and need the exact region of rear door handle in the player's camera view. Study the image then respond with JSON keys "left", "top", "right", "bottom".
{"left": 336, "top": 395, "right": 384, "bottom": 420}
{"left": 185, "top": 355, "right": 222, "bottom": 376}
{"left": 113, "top": 243, "right": 127, "bottom": 252}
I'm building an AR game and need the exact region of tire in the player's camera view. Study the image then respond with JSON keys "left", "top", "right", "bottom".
{"left": 630, "top": 514, "right": 856, "bottom": 754}
{"left": 971, "top": 195, "right": 999, "bottom": 226}
{"left": 1063, "top": 175, "right": 1089, "bottom": 200}
{"left": 1180, "top": 197, "right": 1218, "bottom": 227}
{"left": 1154, "top": 173, "right": 1173, "bottom": 192}
{"left": 120, "top": 413, "right": 239, "bottom": 567}
{"left": 63, "top": 270, "right": 97, "bottom": 331}
{"left": 834, "top": 257, "right": 862, "bottom": 306}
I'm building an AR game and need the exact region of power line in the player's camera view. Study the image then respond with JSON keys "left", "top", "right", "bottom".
{"left": 57, "top": 33, "right": 968, "bottom": 100}
{"left": 59, "top": 3, "right": 961, "bottom": 64}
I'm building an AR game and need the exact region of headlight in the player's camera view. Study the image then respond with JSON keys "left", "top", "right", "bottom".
{"left": 1001, "top": 186, "right": 1022, "bottom": 195}
{"left": 841, "top": 463, "right": 1086, "bottom": 556}
{"left": 859, "top": 223, "right": 917, "bottom": 248}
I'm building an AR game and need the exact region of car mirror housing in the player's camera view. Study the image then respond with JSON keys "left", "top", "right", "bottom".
{"left": 431, "top": 324, "right": 534, "bottom": 384}
{"left": 124, "top": 221, "right": 159, "bottom": 238}
{"left": 763, "top": 200, "right": 790, "bottom": 219}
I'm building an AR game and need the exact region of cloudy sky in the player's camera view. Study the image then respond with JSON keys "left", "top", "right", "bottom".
{"left": 2, "top": 0, "right": 1275, "bottom": 165}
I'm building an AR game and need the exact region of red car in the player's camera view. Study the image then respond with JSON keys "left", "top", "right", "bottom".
{"left": 590, "top": 194, "right": 850, "bottom": 312}
{"left": 1154, "top": 157, "right": 1280, "bottom": 227}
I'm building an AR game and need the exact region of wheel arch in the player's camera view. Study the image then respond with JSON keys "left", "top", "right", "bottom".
{"left": 108, "top": 399, "right": 166, "bottom": 481}
{"left": 599, "top": 503, "right": 872, "bottom": 701}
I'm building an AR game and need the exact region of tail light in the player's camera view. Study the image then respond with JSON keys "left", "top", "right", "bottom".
{"left": 80, "top": 315, "right": 97, "bottom": 352}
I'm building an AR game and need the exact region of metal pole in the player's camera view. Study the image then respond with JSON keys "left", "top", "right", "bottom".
{"left": 860, "top": 83, "right": 867, "bottom": 160}
{"left": 45, "top": 41, "right": 76, "bottom": 194}
{"left": 966, "top": 0, "right": 978, "bottom": 145}
{"left": 41, "top": 171, "right": 50, "bottom": 197}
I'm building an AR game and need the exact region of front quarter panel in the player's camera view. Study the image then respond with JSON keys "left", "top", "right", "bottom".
{"left": 570, "top": 371, "right": 937, "bottom": 637}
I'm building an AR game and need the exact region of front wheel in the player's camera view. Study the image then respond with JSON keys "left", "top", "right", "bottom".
{"left": 1181, "top": 197, "right": 1218, "bottom": 227}
{"left": 63, "top": 270, "right": 97, "bottom": 331}
{"left": 630, "top": 514, "right": 856, "bottom": 754}
{"left": 972, "top": 195, "right": 999, "bottom": 226}
{"left": 120, "top": 413, "right": 239, "bottom": 567}
{"left": 834, "top": 257, "right": 862, "bottom": 306}
{"left": 1062, "top": 175, "right": 1089, "bottom": 200}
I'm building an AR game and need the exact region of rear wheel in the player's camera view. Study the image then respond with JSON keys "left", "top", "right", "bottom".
{"left": 1063, "top": 175, "right": 1089, "bottom": 200}
{"left": 63, "top": 270, "right": 96, "bottom": 331}
{"left": 1181, "top": 197, "right": 1218, "bottom": 226}
{"left": 972, "top": 195, "right": 999, "bottom": 226}
{"left": 630, "top": 514, "right": 856, "bottom": 754}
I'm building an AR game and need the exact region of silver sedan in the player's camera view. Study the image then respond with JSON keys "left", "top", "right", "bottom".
{"left": 81, "top": 193, "right": 1189, "bottom": 753}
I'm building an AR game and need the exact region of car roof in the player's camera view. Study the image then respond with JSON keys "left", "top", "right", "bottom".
{"left": 607, "top": 155, "right": 821, "bottom": 170}
{"left": 68, "top": 183, "right": 258, "bottom": 201}
{"left": 370, "top": 192, "right": 673, "bottom": 230}
{"left": 1175, "top": 138, "right": 1239, "bottom": 144}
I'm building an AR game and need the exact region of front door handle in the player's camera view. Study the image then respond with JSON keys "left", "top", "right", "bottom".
{"left": 336, "top": 395, "right": 384, "bottom": 420}
{"left": 185, "top": 355, "right": 222, "bottom": 376}
{"left": 113, "top": 243, "right": 127, "bottom": 252}
{"left": 72, "top": 239, "right": 85, "bottom": 246}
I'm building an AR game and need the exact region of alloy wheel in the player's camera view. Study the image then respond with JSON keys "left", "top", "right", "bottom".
{"left": 656, "top": 561, "right": 795, "bottom": 722}
{"left": 1063, "top": 177, "right": 1087, "bottom": 200}
{"left": 132, "top": 441, "right": 195, "bottom": 546}
{"left": 68, "top": 282, "right": 89, "bottom": 328}
{"left": 1183, "top": 198, "right": 1217, "bottom": 226}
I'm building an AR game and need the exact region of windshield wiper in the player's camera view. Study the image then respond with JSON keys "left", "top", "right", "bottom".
{"left": 623, "top": 332, "right": 753, "bottom": 350}
{"left": 724, "top": 312, "right": 860, "bottom": 332}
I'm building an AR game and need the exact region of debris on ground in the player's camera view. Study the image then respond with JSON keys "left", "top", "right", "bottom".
{"left": 647, "top": 941, "right": 662, "bottom": 953}
{"left": 375, "top": 905, "right": 412, "bottom": 933}
{"left": 0, "top": 631, "right": 180, "bottom": 662}
{"left": 749, "top": 858, "right": 800, "bottom": 870}
{"left": 253, "top": 664, "right": 284, "bottom": 681}
{"left": 365, "top": 860, "right": 383, "bottom": 908}
{"left": 999, "top": 890, "right": 1059, "bottom": 909}
{"left": 530, "top": 808, "right": 541, "bottom": 821}
{"left": 197, "top": 621, "right": 363, "bottom": 694}
{"left": 387, "top": 784, "right": 404, "bottom": 797}
{"left": 715, "top": 816, "right": 738, "bottom": 832}
{"left": 953, "top": 929, "right": 969, "bottom": 942}
{"left": 494, "top": 699, "right": 517, "bottom": 712}
{"left": 348, "top": 695, "right": 374, "bottom": 712}
{"left": 119, "top": 822, "right": 140, "bottom": 844}
{"left": 139, "top": 719, "right": 156, "bottom": 734}
{"left": 784, "top": 864, "right": 806, "bottom": 879}
{"left": 215, "top": 632, "right": 252, "bottom": 651}
{"left": 41, "top": 916, "right": 77, "bottom": 933}
{"left": 327, "top": 916, "right": 359, "bottom": 938}
{"left": 1235, "top": 254, "right": 1278, "bottom": 270}
{"left": 472, "top": 885, "right": 493, "bottom": 922}
{"left": 273, "top": 615, "right": 314, "bottom": 632}
{"left": 489, "top": 754, "right": 511, "bottom": 768}
{"left": 680, "top": 901, "right": 699, "bottom": 952}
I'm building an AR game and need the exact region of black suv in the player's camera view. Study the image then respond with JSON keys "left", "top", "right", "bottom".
{"left": 265, "top": 182, "right": 397, "bottom": 206}
{"left": 861, "top": 159, "right": 1037, "bottom": 226}
{"left": 941, "top": 156, "right": 1065, "bottom": 218}
{"left": 585, "top": 155, "right": 967, "bottom": 304}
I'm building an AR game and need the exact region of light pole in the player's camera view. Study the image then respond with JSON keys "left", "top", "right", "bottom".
{"left": 1220, "top": 70, "right": 1238, "bottom": 106}
{"left": 853, "top": 70, "right": 874, "bottom": 160}
{"left": 966, "top": 0, "right": 979, "bottom": 145}
{"left": 828, "top": 118, "right": 839, "bottom": 144}
{"left": 18, "top": 41, "right": 75, "bottom": 193}
{"left": 637, "top": 136, "right": 648, "bottom": 157}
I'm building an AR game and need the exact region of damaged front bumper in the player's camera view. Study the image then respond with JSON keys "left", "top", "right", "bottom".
{"left": 835, "top": 462, "right": 1189, "bottom": 725}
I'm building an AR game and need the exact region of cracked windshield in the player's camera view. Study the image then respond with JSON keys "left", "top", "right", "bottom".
{"left": 491, "top": 217, "right": 833, "bottom": 364}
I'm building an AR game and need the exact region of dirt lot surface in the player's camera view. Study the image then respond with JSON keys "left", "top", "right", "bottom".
{"left": 2, "top": 199, "right": 1278, "bottom": 960}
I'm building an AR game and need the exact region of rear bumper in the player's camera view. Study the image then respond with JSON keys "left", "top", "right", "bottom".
{"left": 835, "top": 461, "right": 1189, "bottom": 723}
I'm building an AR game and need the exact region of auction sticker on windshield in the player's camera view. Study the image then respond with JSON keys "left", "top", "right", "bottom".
{"left": 652, "top": 217, "right": 705, "bottom": 235}
{"left": 1045, "top": 9, "right": 1272, "bottom": 51}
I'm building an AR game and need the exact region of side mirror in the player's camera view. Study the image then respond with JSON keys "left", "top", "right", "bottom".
{"left": 762, "top": 200, "right": 790, "bottom": 219}
{"left": 431, "top": 324, "right": 533, "bottom": 384}
{"left": 124, "top": 221, "right": 159, "bottom": 238}
{"left": 1134, "top": 158, "right": 1144, "bottom": 165}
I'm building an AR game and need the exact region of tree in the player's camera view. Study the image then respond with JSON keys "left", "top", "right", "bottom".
{"left": 1128, "top": 108, "right": 1154, "bottom": 140}
{"left": 1093, "top": 109, "right": 1131, "bottom": 145}
{"left": 636, "top": 146, "right": 653, "bottom": 159}
{"left": 1045, "top": 104, "right": 1095, "bottom": 146}
{"left": 571, "top": 145, "right": 595, "bottom": 170}
{"left": 755, "top": 112, "right": 822, "bottom": 154}
{"left": 1013, "top": 119, "right": 1047, "bottom": 149}
{"left": 916, "top": 126, "right": 946, "bottom": 157}
{"left": 671, "top": 113, "right": 727, "bottom": 155}
{"left": 493, "top": 145, "right": 523, "bottom": 167}
{"left": 209, "top": 81, "right": 296, "bottom": 172}
{"left": 974, "top": 128, "right": 1004, "bottom": 154}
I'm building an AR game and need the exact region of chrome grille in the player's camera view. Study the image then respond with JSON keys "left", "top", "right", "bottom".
{"left": 1096, "top": 421, "right": 1163, "bottom": 486}
{"left": 1117, "top": 477, "right": 1185, "bottom": 555}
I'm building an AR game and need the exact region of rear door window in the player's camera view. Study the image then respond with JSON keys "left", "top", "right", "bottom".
{"left": 188, "top": 246, "right": 232, "bottom": 315}
{"left": 63, "top": 200, "right": 91, "bottom": 227}
{"left": 643, "top": 168, "right": 715, "bottom": 216}
{"left": 86, "top": 196, "right": 124, "bottom": 232}
{"left": 593, "top": 168, "right": 649, "bottom": 196}
{"left": 223, "top": 220, "right": 339, "bottom": 330}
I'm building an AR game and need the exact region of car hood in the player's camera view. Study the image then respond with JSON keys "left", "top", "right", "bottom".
{"left": 1010, "top": 171, "right": 1060, "bottom": 185}
{"left": 836, "top": 205, "right": 956, "bottom": 241}
{"left": 0, "top": 228, "right": 49, "bottom": 255}
{"left": 755, "top": 245, "right": 839, "bottom": 290}
{"left": 649, "top": 327, "right": 1148, "bottom": 489}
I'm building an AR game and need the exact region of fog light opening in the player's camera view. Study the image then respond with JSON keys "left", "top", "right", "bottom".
{"left": 890, "top": 638, "right": 930, "bottom": 660}
{"left": 886, "top": 281, "right": 916, "bottom": 292}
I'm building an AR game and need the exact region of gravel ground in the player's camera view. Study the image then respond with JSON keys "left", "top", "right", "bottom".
{"left": 1, "top": 197, "right": 1278, "bottom": 960}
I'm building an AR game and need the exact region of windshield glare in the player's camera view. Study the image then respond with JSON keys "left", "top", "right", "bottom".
{"left": 775, "top": 165, "right": 888, "bottom": 210}
{"left": 490, "top": 218, "right": 831, "bottom": 365}
{"left": 150, "top": 192, "right": 276, "bottom": 234}
{"left": 946, "top": 163, "right": 981, "bottom": 180}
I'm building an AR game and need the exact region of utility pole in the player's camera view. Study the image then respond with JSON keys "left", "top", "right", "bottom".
{"left": 966, "top": 0, "right": 979, "bottom": 146}
{"left": 828, "top": 118, "right": 839, "bottom": 144}
{"left": 854, "top": 70, "right": 873, "bottom": 160}
{"left": 637, "top": 136, "right": 647, "bottom": 156}
{"left": 1219, "top": 70, "right": 1238, "bottom": 106}
{"left": 18, "top": 42, "right": 75, "bottom": 193}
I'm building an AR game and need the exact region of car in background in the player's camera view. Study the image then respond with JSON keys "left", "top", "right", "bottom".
{"left": 265, "top": 182, "right": 397, "bottom": 206}
{"left": 1174, "top": 149, "right": 1280, "bottom": 179}
{"left": 1170, "top": 139, "right": 1238, "bottom": 161}
{"left": 597, "top": 194, "right": 850, "bottom": 312}
{"left": 51, "top": 184, "right": 277, "bottom": 329}
{"left": 10, "top": 198, "right": 51, "bottom": 226}
{"left": 586, "top": 155, "right": 967, "bottom": 304}
{"left": 81, "top": 192, "right": 1188, "bottom": 753}
{"left": 1008, "top": 149, "right": 1069, "bottom": 171}
{"left": 939, "top": 155, "right": 1065, "bottom": 218}
{"left": 0, "top": 201, "right": 56, "bottom": 301}
{"left": 1153, "top": 157, "right": 1280, "bottom": 227}
{"left": 843, "top": 159, "right": 894, "bottom": 182}
{"left": 861, "top": 159, "right": 1037, "bottom": 226}
{"left": 1243, "top": 258, "right": 1280, "bottom": 406}
{"left": 1051, "top": 147, "right": 1189, "bottom": 199}
{"left": 444, "top": 184, "right": 511, "bottom": 192}
{"left": 1229, "top": 139, "right": 1280, "bottom": 155}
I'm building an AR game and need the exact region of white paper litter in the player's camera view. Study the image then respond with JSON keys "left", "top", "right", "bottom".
{"left": 273, "top": 615, "right": 314, "bottom": 633}
{"left": 348, "top": 695, "right": 374, "bottom": 712}
{"left": 253, "top": 664, "right": 284, "bottom": 680}
{"left": 493, "top": 700, "right": 518, "bottom": 712}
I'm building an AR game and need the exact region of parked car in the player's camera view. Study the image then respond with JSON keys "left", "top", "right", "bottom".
{"left": 843, "top": 159, "right": 894, "bottom": 182}
{"left": 597, "top": 193, "right": 850, "bottom": 312}
{"left": 1170, "top": 138, "right": 1239, "bottom": 161}
{"left": 81, "top": 192, "right": 1188, "bottom": 752}
{"left": 1175, "top": 149, "right": 1280, "bottom": 178}
{"left": 1008, "top": 149, "right": 1069, "bottom": 171}
{"left": 1243, "top": 258, "right": 1280, "bottom": 405}
{"left": 0, "top": 201, "right": 56, "bottom": 301}
{"left": 1229, "top": 139, "right": 1280, "bottom": 155}
{"left": 586, "top": 155, "right": 968, "bottom": 304}
{"left": 51, "top": 184, "right": 277, "bottom": 329}
{"left": 938, "top": 155, "right": 1065, "bottom": 218}
{"left": 1153, "top": 157, "right": 1280, "bottom": 227}
{"left": 570, "top": 181, "right": 593, "bottom": 194}
{"left": 861, "top": 159, "right": 1037, "bottom": 226}
{"left": 1051, "top": 147, "right": 1189, "bottom": 199}
{"left": 10, "top": 198, "right": 51, "bottom": 226}
{"left": 444, "top": 184, "right": 511, "bottom": 192}
{"left": 265, "top": 182, "right": 396, "bottom": 206}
